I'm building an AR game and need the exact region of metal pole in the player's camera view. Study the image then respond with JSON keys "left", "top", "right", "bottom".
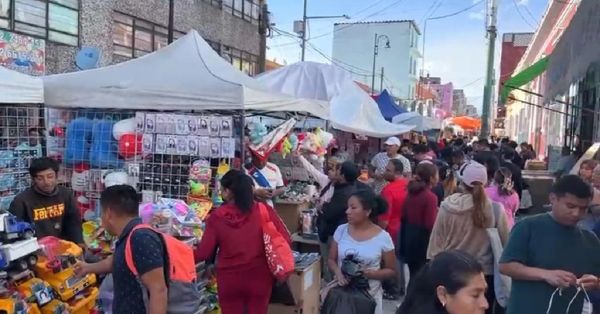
{"left": 371, "top": 33, "right": 378, "bottom": 95}
{"left": 380, "top": 67, "right": 384, "bottom": 93}
{"left": 422, "top": 20, "right": 427, "bottom": 76}
{"left": 480, "top": 0, "right": 497, "bottom": 138}
{"left": 168, "top": 0, "right": 174, "bottom": 43}
{"left": 301, "top": 0, "right": 307, "bottom": 61}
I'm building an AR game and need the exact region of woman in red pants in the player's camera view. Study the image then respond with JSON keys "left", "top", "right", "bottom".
{"left": 195, "top": 170, "right": 291, "bottom": 314}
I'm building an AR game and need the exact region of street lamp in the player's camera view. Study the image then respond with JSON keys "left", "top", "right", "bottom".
{"left": 371, "top": 34, "right": 391, "bottom": 95}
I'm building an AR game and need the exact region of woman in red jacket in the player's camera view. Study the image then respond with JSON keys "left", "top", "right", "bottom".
{"left": 195, "top": 169, "right": 291, "bottom": 314}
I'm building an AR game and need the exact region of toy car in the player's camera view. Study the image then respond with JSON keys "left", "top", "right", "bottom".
{"left": 0, "top": 239, "right": 39, "bottom": 271}
{"left": 0, "top": 213, "right": 35, "bottom": 242}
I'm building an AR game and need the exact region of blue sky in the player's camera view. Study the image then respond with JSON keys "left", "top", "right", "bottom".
{"left": 267, "top": 0, "right": 547, "bottom": 111}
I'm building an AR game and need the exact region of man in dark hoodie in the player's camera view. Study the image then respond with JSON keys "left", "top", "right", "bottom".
{"left": 9, "top": 157, "right": 83, "bottom": 245}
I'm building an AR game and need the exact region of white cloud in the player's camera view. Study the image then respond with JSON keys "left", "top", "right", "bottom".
{"left": 469, "top": 10, "right": 485, "bottom": 21}
{"left": 516, "top": 0, "right": 529, "bottom": 5}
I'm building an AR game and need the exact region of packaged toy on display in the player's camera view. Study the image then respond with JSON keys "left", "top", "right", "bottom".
{"left": 139, "top": 198, "right": 203, "bottom": 239}
{"left": 81, "top": 221, "right": 113, "bottom": 256}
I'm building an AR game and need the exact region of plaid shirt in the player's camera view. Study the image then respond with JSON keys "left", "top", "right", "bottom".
{"left": 371, "top": 153, "right": 411, "bottom": 194}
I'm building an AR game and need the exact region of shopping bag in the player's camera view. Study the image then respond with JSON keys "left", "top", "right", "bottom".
{"left": 486, "top": 202, "right": 511, "bottom": 307}
{"left": 520, "top": 189, "right": 533, "bottom": 209}
{"left": 321, "top": 286, "right": 376, "bottom": 314}
{"left": 258, "top": 202, "right": 294, "bottom": 282}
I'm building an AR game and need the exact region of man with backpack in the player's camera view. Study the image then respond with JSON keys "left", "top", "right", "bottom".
{"left": 76, "top": 185, "right": 199, "bottom": 314}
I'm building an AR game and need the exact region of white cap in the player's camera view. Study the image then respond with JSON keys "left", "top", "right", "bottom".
{"left": 384, "top": 137, "right": 401, "bottom": 146}
{"left": 458, "top": 161, "right": 488, "bottom": 187}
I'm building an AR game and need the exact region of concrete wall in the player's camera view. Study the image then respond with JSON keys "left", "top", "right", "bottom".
{"left": 332, "top": 21, "right": 421, "bottom": 99}
{"left": 45, "top": 0, "right": 261, "bottom": 74}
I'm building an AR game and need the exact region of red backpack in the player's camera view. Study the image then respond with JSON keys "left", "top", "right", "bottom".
{"left": 125, "top": 224, "right": 201, "bottom": 314}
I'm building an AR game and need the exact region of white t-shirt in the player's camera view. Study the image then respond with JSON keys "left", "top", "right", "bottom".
{"left": 248, "top": 162, "right": 284, "bottom": 207}
{"left": 334, "top": 224, "right": 394, "bottom": 314}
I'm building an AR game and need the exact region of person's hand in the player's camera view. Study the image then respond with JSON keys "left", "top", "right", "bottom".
{"left": 543, "top": 270, "right": 577, "bottom": 288}
{"left": 74, "top": 261, "right": 92, "bottom": 278}
{"left": 255, "top": 189, "right": 273, "bottom": 200}
{"left": 577, "top": 274, "right": 599, "bottom": 290}
{"left": 335, "top": 269, "right": 348, "bottom": 286}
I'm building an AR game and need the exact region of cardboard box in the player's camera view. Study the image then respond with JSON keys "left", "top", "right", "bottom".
{"left": 268, "top": 259, "right": 321, "bottom": 314}
{"left": 274, "top": 201, "right": 311, "bottom": 233}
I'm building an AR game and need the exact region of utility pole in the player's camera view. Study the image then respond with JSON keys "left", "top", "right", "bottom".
{"left": 301, "top": 0, "right": 308, "bottom": 61}
{"left": 480, "top": 0, "right": 498, "bottom": 138}
{"left": 371, "top": 33, "right": 378, "bottom": 94}
{"left": 168, "top": 0, "right": 174, "bottom": 43}
{"left": 380, "top": 67, "right": 384, "bottom": 92}
{"left": 258, "top": 1, "right": 270, "bottom": 73}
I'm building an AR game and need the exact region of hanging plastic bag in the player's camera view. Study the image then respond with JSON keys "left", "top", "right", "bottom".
{"left": 321, "top": 286, "right": 376, "bottom": 314}
{"left": 545, "top": 286, "right": 594, "bottom": 314}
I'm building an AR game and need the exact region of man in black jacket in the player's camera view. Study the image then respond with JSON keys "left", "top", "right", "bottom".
{"left": 9, "top": 157, "right": 83, "bottom": 245}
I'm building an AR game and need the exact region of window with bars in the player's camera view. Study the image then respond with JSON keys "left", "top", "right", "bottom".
{"left": 222, "top": 0, "right": 260, "bottom": 25}
{"left": 0, "top": 0, "right": 79, "bottom": 46}
{"left": 112, "top": 12, "right": 184, "bottom": 58}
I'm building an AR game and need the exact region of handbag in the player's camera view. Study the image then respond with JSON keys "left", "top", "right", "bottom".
{"left": 258, "top": 202, "right": 294, "bottom": 282}
{"left": 486, "top": 202, "right": 512, "bottom": 308}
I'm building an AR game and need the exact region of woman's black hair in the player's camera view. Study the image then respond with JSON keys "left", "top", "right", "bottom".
{"left": 220, "top": 169, "right": 255, "bottom": 213}
{"left": 408, "top": 163, "right": 438, "bottom": 195}
{"left": 396, "top": 250, "right": 484, "bottom": 314}
{"left": 350, "top": 189, "right": 388, "bottom": 223}
{"left": 339, "top": 161, "right": 359, "bottom": 183}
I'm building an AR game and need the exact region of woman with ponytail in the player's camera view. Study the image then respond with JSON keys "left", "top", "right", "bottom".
{"left": 328, "top": 189, "right": 397, "bottom": 314}
{"left": 485, "top": 167, "right": 520, "bottom": 228}
{"left": 399, "top": 162, "right": 439, "bottom": 280}
{"left": 427, "top": 161, "right": 509, "bottom": 314}
{"left": 195, "top": 169, "right": 291, "bottom": 314}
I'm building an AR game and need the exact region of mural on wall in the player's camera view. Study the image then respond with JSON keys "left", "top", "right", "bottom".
{"left": 0, "top": 30, "right": 45, "bottom": 76}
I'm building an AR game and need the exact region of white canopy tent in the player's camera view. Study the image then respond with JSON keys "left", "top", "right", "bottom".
{"left": 257, "top": 61, "right": 414, "bottom": 138}
{"left": 0, "top": 66, "right": 43, "bottom": 103}
{"left": 392, "top": 112, "right": 441, "bottom": 132}
{"left": 42, "top": 30, "right": 328, "bottom": 119}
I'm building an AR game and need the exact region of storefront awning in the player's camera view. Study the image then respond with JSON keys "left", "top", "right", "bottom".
{"left": 545, "top": 0, "right": 600, "bottom": 100}
{"left": 500, "top": 56, "right": 549, "bottom": 104}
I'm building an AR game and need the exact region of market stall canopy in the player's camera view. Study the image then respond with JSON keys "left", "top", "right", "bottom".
{"left": 0, "top": 66, "right": 43, "bottom": 103}
{"left": 392, "top": 112, "right": 440, "bottom": 132}
{"left": 500, "top": 56, "right": 549, "bottom": 104}
{"left": 448, "top": 116, "right": 481, "bottom": 130}
{"left": 545, "top": 0, "right": 600, "bottom": 101}
{"left": 257, "top": 61, "right": 414, "bottom": 138}
{"left": 42, "top": 30, "right": 328, "bottom": 118}
{"left": 374, "top": 89, "right": 407, "bottom": 121}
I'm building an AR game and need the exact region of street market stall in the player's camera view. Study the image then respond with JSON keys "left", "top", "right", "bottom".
{"left": 0, "top": 66, "right": 44, "bottom": 211}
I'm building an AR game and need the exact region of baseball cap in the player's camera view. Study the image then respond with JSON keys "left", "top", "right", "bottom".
{"left": 458, "top": 161, "right": 488, "bottom": 187}
{"left": 384, "top": 137, "right": 401, "bottom": 146}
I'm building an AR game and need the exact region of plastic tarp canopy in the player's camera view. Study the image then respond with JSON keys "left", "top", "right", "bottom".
{"left": 392, "top": 112, "right": 441, "bottom": 132}
{"left": 0, "top": 66, "right": 43, "bottom": 103}
{"left": 42, "top": 30, "right": 328, "bottom": 119}
{"left": 256, "top": 61, "right": 415, "bottom": 138}
{"left": 374, "top": 89, "right": 407, "bottom": 121}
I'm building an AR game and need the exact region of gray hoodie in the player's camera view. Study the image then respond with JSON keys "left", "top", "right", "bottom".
{"left": 427, "top": 193, "right": 510, "bottom": 274}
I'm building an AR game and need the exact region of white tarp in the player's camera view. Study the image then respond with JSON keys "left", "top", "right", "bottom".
{"left": 42, "top": 30, "right": 328, "bottom": 118}
{"left": 0, "top": 66, "right": 43, "bottom": 103}
{"left": 392, "top": 112, "right": 441, "bottom": 132}
{"left": 545, "top": 0, "right": 600, "bottom": 100}
{"left": 257, "top": 62, "right": 414, "bottom": 138}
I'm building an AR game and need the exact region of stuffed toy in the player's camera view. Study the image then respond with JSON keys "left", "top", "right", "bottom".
{"left": 90, "top": 119, "right": 123, "bottom": 169}
{"left": 113, "top": 118, "right": 136, "bottom": 141}
{"left": 71, "top": 163, "right": 90, "bottom": 192}
{"left": 103, "top": 171, "right": 130, "bottom": 188}
{"left": 249, "top": 121, "right": 268, "bottom": 145}
{"left": 64, "top": 117, "right": 93, "bottom": 166}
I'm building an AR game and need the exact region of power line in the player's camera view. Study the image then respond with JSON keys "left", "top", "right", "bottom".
{"left": 428, "top": 0, "right": 484, "bottom": 20}
{"left": 511, "top": 0, "right": 538, "bottom": 30}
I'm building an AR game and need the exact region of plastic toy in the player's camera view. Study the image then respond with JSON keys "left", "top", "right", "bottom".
{"left": 0, "top": 238, "right": 40, "bottom": 271}
{"left": 189, "top": 160, "right": 212, "bottom": 182}
{"left": 118, "top": 133, "right": 142, "bottom": 158}
{"left": 90, "top": 119, "right": 123, "bottom": 169}
{"left": 0, "top": 213, "right": 35, "bottom": 242}
{"left": 64, "top": 118, "right": 93, "bottom": 166}
{"left": 248, "top": 121, "right": 267, "bottom": 145}
{"left": 70, "top": 163, "right": 90, "bottom": 193}
{"left": 14, "top": 272, "right": 59, "bottom": 312}
{"left": 103, "top": 171, "right": 129, "bottom": 188}
{"left": 35, "top": 237, "right": 96, "bottom": 302}
{"left": 189, "top": 181, "right": 208, "bottom": 197}
{"left": 112, "top": 118, "right": 136, "bottom": 141}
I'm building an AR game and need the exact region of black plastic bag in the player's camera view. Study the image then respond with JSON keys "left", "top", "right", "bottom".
{"left": 321, "top": 286, "right": 376, "bottom": 314}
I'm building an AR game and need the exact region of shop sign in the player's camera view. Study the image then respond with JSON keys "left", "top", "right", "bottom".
{"left": 0, "top": 30, "right": 45, "bottom": 76}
